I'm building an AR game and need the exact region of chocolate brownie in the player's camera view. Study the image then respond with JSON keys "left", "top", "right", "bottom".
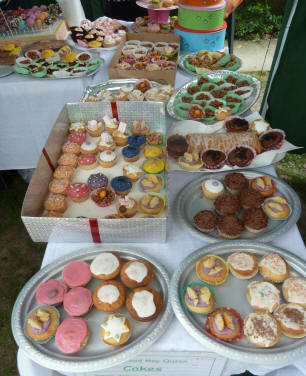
{"left": 214, "top": 193, "right": 241, "bottom": 215}
{"left": 240, "top": 188, "right": 265, "bottom": 208}
{"left": 243, "top": 207, "right": 268, "bottom": 232}
{"left": 193, "top": 210, "right": 217, "bottom": 233}
{"left": 217, "top": 214, "right": 244, "bottom": 239}
{"left": 224, "top": 172, "right": 249, "bottom": 194}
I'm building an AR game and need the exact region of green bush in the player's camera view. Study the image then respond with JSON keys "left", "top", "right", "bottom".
{"left": 235, "top": 0, "right": 284, "bottom": 40}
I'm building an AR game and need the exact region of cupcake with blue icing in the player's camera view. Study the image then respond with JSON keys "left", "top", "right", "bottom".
{"left": 111, "top": 176, "right": 132, "bottom": 196}
{"left": 128, "top": 134, "right": 146, "bottom": 150}
{"left": 122, "top": 146, "right": 140, "bottom": 162}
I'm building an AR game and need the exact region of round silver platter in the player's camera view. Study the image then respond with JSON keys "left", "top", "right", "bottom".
{"left": 175, "top": 169, "right": 301, "bottom": 243}
{"left": 11, "top": 247, "right": 172, "bottom": 373}
{"left": 178, "top": 55, "right": 242, "bottom": 76}
{"left": 80, "top": 78, "right": 162, "bottom": 102}
{"left": 170, "top": 240, "right": 306, "bottom": 365}
{"left": 167, "top": 70, "right": 261, "bottom": 122}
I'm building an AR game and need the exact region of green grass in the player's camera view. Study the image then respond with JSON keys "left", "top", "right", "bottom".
{"left": 0, "top": 172, "right": 45, "bottom": 376}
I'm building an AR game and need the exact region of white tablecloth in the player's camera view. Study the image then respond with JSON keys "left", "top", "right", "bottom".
{"left": 0, "top": 50, "right": 192, "bottom": 170}
{"left": 17, "top": 164, "right": 306, "bottom": 376}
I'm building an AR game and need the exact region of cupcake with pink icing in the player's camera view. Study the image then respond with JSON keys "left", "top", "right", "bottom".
{"left": 78, "top": 154, "right": 98, "bottom": 170}
{"left": 55, "top": 317, "right": 89, "bottom": 354}
{"left": 104, "top": 35, "right": 116, "bottom": 48}
{"left": 86, "top": 119, "right": 104, "bottom": 137}
{"left": 25, "top": 305, "right": 60, "bottom": 344}
{"left": 67, "top": 182, "right": 90, "bottom": 203}
{"left": 63, "top": 287, "right": 93, "bottom": 316}
{"left": 62, "top": 260, "right": 91, "bottom": 287}
{"left": 68, "top": 131, "right": 86, "bottom": 144}
{"left": 36, "top": 279, "right": 67, "bottom": 306}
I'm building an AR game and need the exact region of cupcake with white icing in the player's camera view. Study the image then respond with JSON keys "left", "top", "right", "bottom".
{"left": 93, "top": 280, "right": 126, "bottom": 312}
{"left": 101, "top": 314, "right": 131, "bottom": 346}
{"left": 250, "top": 118, "right": 270, "bottom": 135}
{"left": 90, "top": 252, "right": 122, "bottom": 280}
{"left": 86, "top": 119, "right": 104, "bottom": 137}
{"left": 126, "top": 287, "right": 162, "bottom": 322}
{"left": 202, "top": 179, "right": 224, "bottom": 200}
{"left": 120, "top": 259, "right": 154, "bottom": 288}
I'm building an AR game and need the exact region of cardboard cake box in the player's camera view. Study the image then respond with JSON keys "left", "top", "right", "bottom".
{"left": 108, "top": 32, "right": 180, "bottom": 86}
{"left": 21, "top": 101, "right": 168, "bottom": 243}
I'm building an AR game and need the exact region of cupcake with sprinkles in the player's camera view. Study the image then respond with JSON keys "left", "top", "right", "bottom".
{"left": 259, "top": 253, "right": 290, "bottom": 283}
{"left": 78, "top": 154, "right": 98, "bottom": 170}
{"left": 87, "top": 173, "right": 108, "bottom": 191}
{"left": 246, "top": 280, "right": 280, "bottom": 313}
{"left": 25, "top": 305, "right": 60, "bottom": 344}
{"left": 67, "top": 182, "right": 89, "bottom": 203}
{"left": 227, "top": 251, "right": 258, "bottom": 279}
{"left": 282, "top": 277, "right": 306, "bottom": 307}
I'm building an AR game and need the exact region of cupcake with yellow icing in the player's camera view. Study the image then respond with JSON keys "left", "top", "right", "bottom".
{"left": 142, "top": 158, "right": 165, "bottom": 174}
{"left": 143, "top": 145, "right": 163, "bottom": 159}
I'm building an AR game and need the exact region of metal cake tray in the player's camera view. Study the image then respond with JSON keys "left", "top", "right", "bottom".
{"left": 170, "top": 240, "right": 306, "bottom": 365}
{"left": 12, "top": 247, "right": 172, "bottom": 373}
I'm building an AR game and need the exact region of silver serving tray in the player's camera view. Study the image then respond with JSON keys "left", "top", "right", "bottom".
{"left": 178, "top": 55, "right": 242, "bottom": 76}
{"left": 170, "top": 240, "right": 306, "bottom": 365}
{"left": 167, "top": 70, "right": 261, "bottom": 123}
{"left": 175, "top": 169, "right": 301, "bottom": 243}
{"left": 80, "top": 78, "right": 162, "bottom": 102}
{"left": 11, "top": 247, "right": 172, "bottom": 373}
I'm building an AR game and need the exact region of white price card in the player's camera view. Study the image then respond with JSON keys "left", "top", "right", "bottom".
{"left": 61, "top": 352, "right": 227, "bottom": 376}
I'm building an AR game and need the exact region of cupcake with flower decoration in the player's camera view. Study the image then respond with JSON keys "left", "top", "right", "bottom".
{"left": 116, "top": 196, "right": 138, "bottom": 218}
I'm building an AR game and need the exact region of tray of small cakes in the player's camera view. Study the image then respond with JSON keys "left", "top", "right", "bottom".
{"left": 166, "top": 111, "right": 301, "bottom": 172}
{"left": 167, "top": 71, "right": 261, "bottom": 123}
{"left": 80, "top": 78, "right": 174, "bottom": 103}
{"left": 14, "top": 42, "right": 104, "bottom": 79}
{"left": 175, "top": 169, "right": 301, "bottom": 243}
{"left": 21, "top": 101, "right": 168, "bottom": 243}
{"left": 11, "top": 247, "right": 172, "bottom": 373}
{"left": 170, "top": 240, "right": 306, "bottom": 365}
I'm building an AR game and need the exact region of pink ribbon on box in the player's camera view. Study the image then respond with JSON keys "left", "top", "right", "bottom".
{"left": 89, "top": 218, "right": 102, "bottom": 243}
{"left": 111, "top": 101, "right": 119, "bottom": 120}
{"left": 42, "top": 147, "right": 55, "bottom": 172}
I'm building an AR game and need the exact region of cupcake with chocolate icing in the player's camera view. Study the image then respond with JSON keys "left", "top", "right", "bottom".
{"left": 240, "top": 188, "right": 265, "bottom": 209}
{"left": 274, "top": 303, "right": 306, "bottom": 338}
{"left": 201, "top": 149, "right": 227, "bottom": 170}
{"left": 217, "top": 214, "right": 244, "bottom": 239}
{"left": 214, "top": 193, "right": 241, "bottom": 215}
{"left": 193, "top": 210, "right": 217, "bottom": 233}
{"left": 224, "top": 172, "right": 249, "bottom": 194}
{"left": 243, "top": 207, "right": 268, "bottom": 233}
{"left": 227, "top": 146, "right": 256, "bottom": 167}
{"left": 167, "top": 134, "right": 189, "bottom": 159}
{"left": 259, "top": 129, "right": 285, "bottom": 151}
{"left": 224, "top": 116, "right": 249, "bottom": 132}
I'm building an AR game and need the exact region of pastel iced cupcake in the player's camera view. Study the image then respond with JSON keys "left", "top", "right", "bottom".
{"left": 62, "top": 261, "right": 91, "bottom": 288}
{"left": 55, "top": 317, "right": 89, "bottom": 354}
{"left": 36, "top": 279, "right": 67, "bottom": 306}
{"left": 25, "top": 305, "right": 60, "bottom": 344}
